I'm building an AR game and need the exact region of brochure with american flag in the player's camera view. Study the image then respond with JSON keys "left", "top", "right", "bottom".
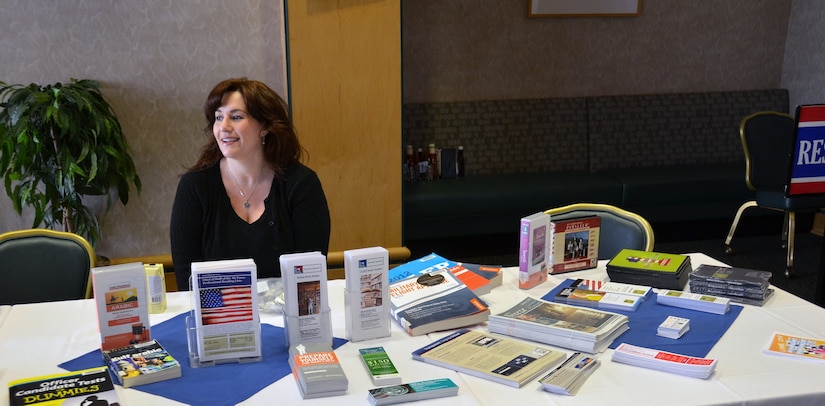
{"left": 191, "top": 258, "right": 261, "bottom": 363}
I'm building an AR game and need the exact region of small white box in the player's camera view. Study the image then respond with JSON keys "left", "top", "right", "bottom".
{"left": 344, "top": 247, "right": 390, "bottom": 342}
{"left": 92, "top": 262, "right": 151, "bottom": 351}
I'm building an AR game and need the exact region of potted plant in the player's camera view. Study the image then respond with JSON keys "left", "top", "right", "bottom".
{"left": 0, "top": 78, "right": 141, "bottom": 246}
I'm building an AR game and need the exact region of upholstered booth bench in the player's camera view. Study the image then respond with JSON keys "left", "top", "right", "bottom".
{"left": 402, "top": 89, "right": 790, "bottom": 242}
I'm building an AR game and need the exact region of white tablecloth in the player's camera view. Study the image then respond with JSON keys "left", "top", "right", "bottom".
{"left": 1, "top": 253, "right": 824, "bottom": 406}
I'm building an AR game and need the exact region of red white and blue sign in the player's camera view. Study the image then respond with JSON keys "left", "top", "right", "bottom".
{"left": 789, "top": 104, "right": 825, "bottom": 196}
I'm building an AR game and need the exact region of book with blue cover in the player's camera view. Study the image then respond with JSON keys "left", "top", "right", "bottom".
{"left": 388, "top": 252, "right": 456, "bottom": 284}
{"left": 389, "top": 268, "right": 489, "bottom": 336}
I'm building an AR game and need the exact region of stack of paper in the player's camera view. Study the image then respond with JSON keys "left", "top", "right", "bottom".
{"left": 606, "top": 249, "right": 692, "bottom": 290}
{"left": 611, "top": 343, "right": 717, "bottom": 379}
{"left": 368, "top": 378, "right": 458, "bottom": 405}
{"left": 656, "top": 290, "right": 730, "bottom": 315}
{"left": 689, "top": 264, "right": 773, "bottom": 306}
{"left": 656, "top": 316, "right": 690, "bottom": 339}
{"left": 488, "top": 296, "right": 629, "bottom": 353}
{"left": 538, "top": 352, "right": 601, "bottom": 396}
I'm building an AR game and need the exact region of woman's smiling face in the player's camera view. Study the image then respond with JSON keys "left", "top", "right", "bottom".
{"left": 213, "top": 91, "right": 266, "bottom": 159}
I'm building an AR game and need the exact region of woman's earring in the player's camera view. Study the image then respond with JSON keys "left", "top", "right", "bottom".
{"left": 261, "top": 135, "right": 266, "bottom": 145}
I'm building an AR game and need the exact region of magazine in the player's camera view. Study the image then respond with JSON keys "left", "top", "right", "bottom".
{"left": 550, "top": 216, "right": 600, "bottom": 274}
{"left": 411, "top": 329, "right": 566, "bottom": 388}
{"left": 488, "top": 296, "right": 629, "bottom": 353}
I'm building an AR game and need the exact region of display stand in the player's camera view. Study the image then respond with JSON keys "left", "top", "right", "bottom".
{"left": 185, "top": 313, "right": 263, "bottom": 368}
{"left": 186, "top": 260, "right": 263, "bottom": 368}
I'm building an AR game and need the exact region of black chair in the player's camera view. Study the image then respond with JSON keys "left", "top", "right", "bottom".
{"left": 0, "top": 229, "right": 95, "bottom": 304}
{"left": 545, "top": 203, "right": 655, "bottom": 260}
{"left": 724, "top": 111, "right": 825, "bottom": 278}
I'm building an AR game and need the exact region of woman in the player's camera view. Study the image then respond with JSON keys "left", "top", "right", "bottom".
{"left": 170, "top": 78, "right": 331, "bottom": 290}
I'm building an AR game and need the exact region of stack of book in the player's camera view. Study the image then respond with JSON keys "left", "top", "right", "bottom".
{"left": 611, "top": 343, "right": 717, "bottom": 379}
{"left": 488, "top": 296, "right": 629, "bottom": 353}
{"left": 606, "top": 249, "right": 692, "bottom": 290}
{"left": 368, "top": 378, "right": 459, "bottom": 405}
{"left": 689, "top": 264, "right": 774, "bottom": 306}
{"left": 389, "top": 268, "right": 490, "bottom": 336}
{"left": 288, "top": 343, "right": 349, "bottom": 399}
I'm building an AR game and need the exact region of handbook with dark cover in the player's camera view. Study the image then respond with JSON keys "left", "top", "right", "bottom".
{"left": 102, "top": 339, "right": 181, "bottom": 388}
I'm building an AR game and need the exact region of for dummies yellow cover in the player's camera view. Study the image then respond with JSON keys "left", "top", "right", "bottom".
{"left": 8, "top": 366, "right": 120, "bottom": 406}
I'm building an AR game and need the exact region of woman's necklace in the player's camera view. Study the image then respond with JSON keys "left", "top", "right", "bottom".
{"left": 226, "top": 166, "right": 262, "bottom": 209}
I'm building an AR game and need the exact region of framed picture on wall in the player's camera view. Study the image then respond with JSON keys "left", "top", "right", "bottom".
{"left": 528, "top": 0, "right": 641, "bottom": 17}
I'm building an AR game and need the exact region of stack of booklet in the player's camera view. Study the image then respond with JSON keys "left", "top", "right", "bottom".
{"left": 689, "top": 264, "right": 774, "bottom": 306}
{"left": 554, "top": 279, "right": 644, "bottom": 312}
{"left": 611, "top": 343, "right": 717, "bottom": 379}
{"left": 606, "top": 249, "right": 692, "bottom": 290}
{"left": 368, "top": 378, "right": 459, "bottom": 405}
{"left": 538, "top": 352, "right": 601, "bottom": 396}
{"left": 288, "top": 343, "right": 349, "bottom": 399}
{"left": 488, "top": 296, "right": 629, "bottom": 353}
{"left": 656, "top": 290, "right": 730, "bottom": 315}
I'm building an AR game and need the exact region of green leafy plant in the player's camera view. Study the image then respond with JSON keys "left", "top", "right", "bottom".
{"left": 0, "top": 78, "right": 141, "bottom": 245}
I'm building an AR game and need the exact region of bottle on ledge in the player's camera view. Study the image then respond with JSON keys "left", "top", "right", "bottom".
{"left": 404, "top": 144, "right": 417, "bottom": 182}
{"left": 428, "top": 143, "right": 439, "bottom": 180}
{"left": 457, "top": 145, "right": 465, "bottom": 177}
{"left": 417, "top": 147, "right": 428, "bottom": 181}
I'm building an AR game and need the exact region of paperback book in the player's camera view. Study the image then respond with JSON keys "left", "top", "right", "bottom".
{"left": 368, "top": 378, "right": 458, "bottom": 406}
{"left": 281, "top": 251, "right": 333, "bottom": 348}
{"left": 762, "top": 332, "right": 825, "bottom": 364}
{"left": 190, "top": 258, "right": 261, "bottom": 363}
{"left": 538, "top": 352, "right": 601, "bottom": 396}
{"left": 289, "top": 343, "right": 349, "bottom": 399}
{"left": 8, "top": 366, "right": 120, "bottom": 406}
{"left": 344, "top": 247, "right": 391, "bottom": 342}
{"left": 488, "top": 296, "right": 629, "bottom": 353}
{"left": 611, "top": 343, "right": 717, "bottom": 379}
{"left": 388, "top": 252, "right": 455, "bottom": 284}
{"left": 519, "top": 212, "right": 552, "bottom": 289}
{"left": 389, "top": 268, "right": 490, "bottom": 336}
{"left": 550, "top": 216, "right": 600, "bottom": 274}
{"left": 411, "top": 329, "right": 566, "bottom": 388}
{"left": 448, "top": 262, "right": 503, "bottom": 296}
{"left": 456, "top": 262, "right": 503, "bottom": 294}
{"left": 606, "top": 249, "right": 691, "bottom": 290}
{"left": 103, "top": 339, "right": 181, "bottom": 387}
{"left": 92, "top": 261, "right": 151, "bottom": 351}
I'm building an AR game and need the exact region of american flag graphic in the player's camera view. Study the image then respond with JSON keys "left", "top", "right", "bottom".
{"left": 580, "top": 279, "right": 604, "bottom": 291}
{"left": 200, "top": 287, "right": 253, "bottom": 325}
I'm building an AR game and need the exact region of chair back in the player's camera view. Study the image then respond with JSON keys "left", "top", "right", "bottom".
{"left": 740, "top": 111, "right": 795, "bottom": 193}
{"left": 0, "top": 229, "right": 95, "bottom": 305}
{"left": 544, "top": 203, "right": 654, "bottom": 260}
